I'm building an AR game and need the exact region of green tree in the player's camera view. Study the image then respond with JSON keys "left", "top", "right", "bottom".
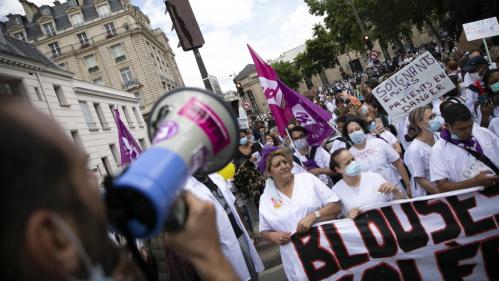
{"left": 271, "top": 60, "right": 303, "bottom": 90}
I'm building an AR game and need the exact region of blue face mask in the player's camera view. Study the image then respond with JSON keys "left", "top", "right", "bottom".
{"left": 294, "top": 138, "right": 309, "bottom": 151}
{"left": 240, "top": 137, "right": 248, "bottom": 145}
{"left": 360, "top": 106, "right": 368, "bottom": 115}
{"left": 450, "top": 133, "right": 461, "bottom": 140}
{"left": 349, "top": 130, "right": 366, "bottom": 144}
{"left": 344, "top": 160, "right": 361, "bottom": 177}
{"left": 490, "top": 81, "right": 499, "bottom": 93}
{"left": 427, "top": 118, "right": 442, "bottom": 133}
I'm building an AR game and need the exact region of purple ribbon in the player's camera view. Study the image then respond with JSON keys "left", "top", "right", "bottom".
{"left": 440, "top": 128, "right": 483, "bottom": 154}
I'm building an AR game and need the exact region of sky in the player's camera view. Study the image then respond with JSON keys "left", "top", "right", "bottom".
{"left": 0, "top": 0, "right": 322, "bottom": 92}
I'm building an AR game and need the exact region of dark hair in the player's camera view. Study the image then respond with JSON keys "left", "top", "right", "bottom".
{"left": 483, "top": 69, "right": 499, "bottom": 92}
{"left": 364, "top": 94, "right": 387, "bottom": 115}
{"left": 0, "top": 99, "right": 83, "bottom": 280}
{"left": 342, "top": 117, "right": 368, "bottom": 143}
{"left": 440, "top": 97, "right": 464, "bottom": 119}
{"left": 329, "top": 148, "right": 349, "bottom": 170}
{"left": 443, "top": 103, "right": 472, "bottom": 125}
{"left": 289, "top": 125, "right": 307, "bottom": 138}
{"left": 264, "top": 132, "right": 280, "bottom": 146}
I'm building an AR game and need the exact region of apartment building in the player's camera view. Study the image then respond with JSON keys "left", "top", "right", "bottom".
{"left": 0, "top": 30, "right": 148, "bottom": 184}
{"left": 2, "top": 0, "right": 184, "bottom": 114}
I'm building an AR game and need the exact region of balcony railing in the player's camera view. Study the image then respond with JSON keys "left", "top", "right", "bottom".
{"left": 43, "top": 24, "right": 144, "bottom": 59}
{"left": 122, "top": 79, "right": 140, "bottom": 90}
{"left": 88, "top": 66, "right": 100, "bottom": 73}
{"left": 114, "top": 55, "right": 126, "bottom": 63}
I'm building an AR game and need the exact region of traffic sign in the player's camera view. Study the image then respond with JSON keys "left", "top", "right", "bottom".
{"left": 369, "top": 50, "right": 379, "bottom": 60}
{"left": 242, "top": 100, "right": 252, "bottom": 110}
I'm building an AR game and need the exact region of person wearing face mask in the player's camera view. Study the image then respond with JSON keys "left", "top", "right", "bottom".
{"left": 430, "top": 103, "right": 499, "bottom": 192}
{"left": 234, "top": 130, "right": 259, "bottom": 168}
{"left": 479, "top": 69, "right": 499, "bottom": 135}
{"left": 403, "top": 107, "right": 441, "bottom": 198}
{"left": 365, "top": 115, "right": 402, "bottom": 155}
{"left": 0, "top": 98, "right": 240, "bottom": 281}
{"left": 290, "top": 126, "right": 334, "bottom": 186}
{"left": 461, "top": 56, "right": 489, "bottom": 120}
{"left": 263, "top": 133, "right": 280, "bottom": 147}
{"left": 330, "top": 148, "right": 406, "bottom": 220}
{"left": 344, "top": 117, "right": 411, "bottom": 196}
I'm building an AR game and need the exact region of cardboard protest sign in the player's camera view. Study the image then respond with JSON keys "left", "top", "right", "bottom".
{"left": 463, "top": 17, "right": 499, "bottom": 41}
{"left": 371, "top": 51, "right": 454, "bottom": 121}
{"left": 287, "top": 187, "right": 499, "bottom": 281}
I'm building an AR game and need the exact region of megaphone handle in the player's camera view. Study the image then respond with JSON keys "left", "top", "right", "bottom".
{"left": 164, "top": 196, "right": 189, "bottom": 232}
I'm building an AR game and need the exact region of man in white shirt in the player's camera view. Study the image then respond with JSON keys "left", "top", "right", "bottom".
{"left": 185, "top": 174, "right": 265, "bottom": 281}
{"left": 461, "top": 56, "right": 489, "bottom": 120}
{"left": 430, "top": 103, "right": 499, "bottom": 192}
{"left": 290, "top": 126, "right": 334, "bottom": 185}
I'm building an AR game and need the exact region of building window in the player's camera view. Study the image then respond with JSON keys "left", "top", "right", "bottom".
{"left": 84, "top": 55, "right": 99, "bottom": 73}
{"left": 122, "top": 106, "right": 134, "bottom": 128}
{"left": 110, "top": 44, "right": 126, "bottom": 62}
{"left": 93, "top": 78, "right": 104, "bottom": 86}
{"left": 41, "top": 7, "right": 51, "bottom": 16}
{"left": 58, "top": 62, "right": 66, "bottom": 69}
{"left": 132, "top": 107, "right": 143, "bottom": 127}
{"left": 97, "top": 4, "right": 111, "bottom": 17}
{"left": 48, "top": 42, "right": 61, "bottom": 57}
{"left": 13, "top": 32, "right": 26, "bottom": 41}
{"left": 104, "top": 22, "right": 117, "bottom": 38}
{"left": 15, "top": 16, "right": 22, "bottom": 25}
{"left": 70, "top": 13, "right": 83, "bottom": 27}
{"left": 34, "top": 87, "right": 43, "bottom": 101}
{"left": 53, "top": 85, "right": 68, "bottom": 105}
{"left": 79, "top": 101, "right": 98, "bottom": 130}
{"left": 109, "top": 143, "right": 120, "bottom": 164}
{"left": 43, "top": 22, "right": 56, "bottom": 37}
{"left": 101, "top": 157, "right": 112, "bottom": 175}
{"left": 77, "top": 32, "right": 89, "bottom": 47}
{"left": 120, "top": 67, "right": 136, "bottom": 88}
{"left": 68, "top": 0, "right": 78, "bottom": 7}
{"left": 93, "top": 102, "right": 109, "bottom": 129}
{"left": 70, "top": 130, "right": 83, "bottom": 148}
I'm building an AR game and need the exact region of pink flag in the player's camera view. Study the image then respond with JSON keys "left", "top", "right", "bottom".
{"left": 113, "top": 107, "right": 142, "bottom": 166}
{"left": 247, "top": 45, "right": 334, "bottom": 146}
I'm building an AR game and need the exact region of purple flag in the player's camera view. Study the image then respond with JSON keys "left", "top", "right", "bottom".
{"left": 247, "top": 45, "right": 334, "bottom": 146}
{"left": 113, "top": 107, "right": 142, "bottom": 165}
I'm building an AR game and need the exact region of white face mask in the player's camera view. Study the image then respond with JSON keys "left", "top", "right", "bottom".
{"left": 50, "top": 214, "right": 114, "bottom": 281}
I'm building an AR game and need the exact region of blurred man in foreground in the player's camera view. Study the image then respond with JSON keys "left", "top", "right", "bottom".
{"left": 0, "top": 97, "right": 238, "bottom": 281}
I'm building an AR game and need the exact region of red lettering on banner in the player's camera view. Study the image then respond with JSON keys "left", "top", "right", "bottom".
{"left": 446, "top": 195, "right": 497, "bottom": 237}
{"left": 361, "top": 262, "right": 402, "bottom": 281}
{"left": 291, "top": 227, "right": 340, "bottom": 280}
{"left": 413, "top": 199, "right": 462, "bottom": 244}
{"left": 354, "top": 209, "right": 398, "bottom": 258}
{"left": 480, "top": 234, "right": 499, "bottom": 279}
{"left": 321, "top": 223, "right": 370, "bottom": 270}
{"left": 397, "top": 259, "right": 423, "bottom": 281}
{"left": 435, "top": 241, "right": 480, "bottom": 280}
{"left": 381, "top": 203, "right": 429, "bottom": 253}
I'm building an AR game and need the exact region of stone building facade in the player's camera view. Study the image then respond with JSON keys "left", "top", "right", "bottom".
{"left": 2, "top": 0, "right": 184, "bottom": 114}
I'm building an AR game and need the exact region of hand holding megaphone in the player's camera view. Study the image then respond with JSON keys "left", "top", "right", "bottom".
{"left": 105, "top": 88, "right": 239, "bottom": 238}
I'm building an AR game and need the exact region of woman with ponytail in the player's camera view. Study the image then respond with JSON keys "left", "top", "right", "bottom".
{"left": 403, "top": 106, "right": 441, "bottom": 197}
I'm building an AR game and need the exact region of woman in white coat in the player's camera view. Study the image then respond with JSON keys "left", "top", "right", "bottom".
{"left": 343, "top": 117, "right": 411, "bottom": 196}
{"left": 185, "top": 173, "right": 264, "bottom": 281}
{"left": 404, "top": 106, "right": 441, "bottom": 197}
{"left": 258, "top": 150, "right": 341, "bottom": 280}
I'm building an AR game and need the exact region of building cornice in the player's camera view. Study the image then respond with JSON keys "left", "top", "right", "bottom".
{"left": 74, "top": 85, "right": 138, "bottom": 102}
{"left": 0, "top": 53, "right": 74, "bottom": 77}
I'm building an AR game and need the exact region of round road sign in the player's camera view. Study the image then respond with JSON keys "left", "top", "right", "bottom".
{"left": 369, "top": 50, "right": 379, "bottom": 60}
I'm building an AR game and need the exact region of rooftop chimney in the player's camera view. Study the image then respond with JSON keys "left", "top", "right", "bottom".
{"left": 19, "top": 0, "right": 39, "bottom": 22}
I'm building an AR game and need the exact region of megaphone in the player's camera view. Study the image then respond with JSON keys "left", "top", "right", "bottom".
{"left": 106, "top": 87, "right": 239, "bottom": 238}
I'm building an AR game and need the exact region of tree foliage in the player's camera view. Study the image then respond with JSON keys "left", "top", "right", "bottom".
{"left": 271, "top": 60, "right": 303, "bottom": 90}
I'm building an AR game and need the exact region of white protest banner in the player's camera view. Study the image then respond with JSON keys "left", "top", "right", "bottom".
{"left": 463, "top": 17, "right": 499, "bottom": 41}
{"left": 371, "top": 51, "right": 454, "bottom": 121}
{"left": 287, "top": 187, "right": 499, "bottom": 281}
